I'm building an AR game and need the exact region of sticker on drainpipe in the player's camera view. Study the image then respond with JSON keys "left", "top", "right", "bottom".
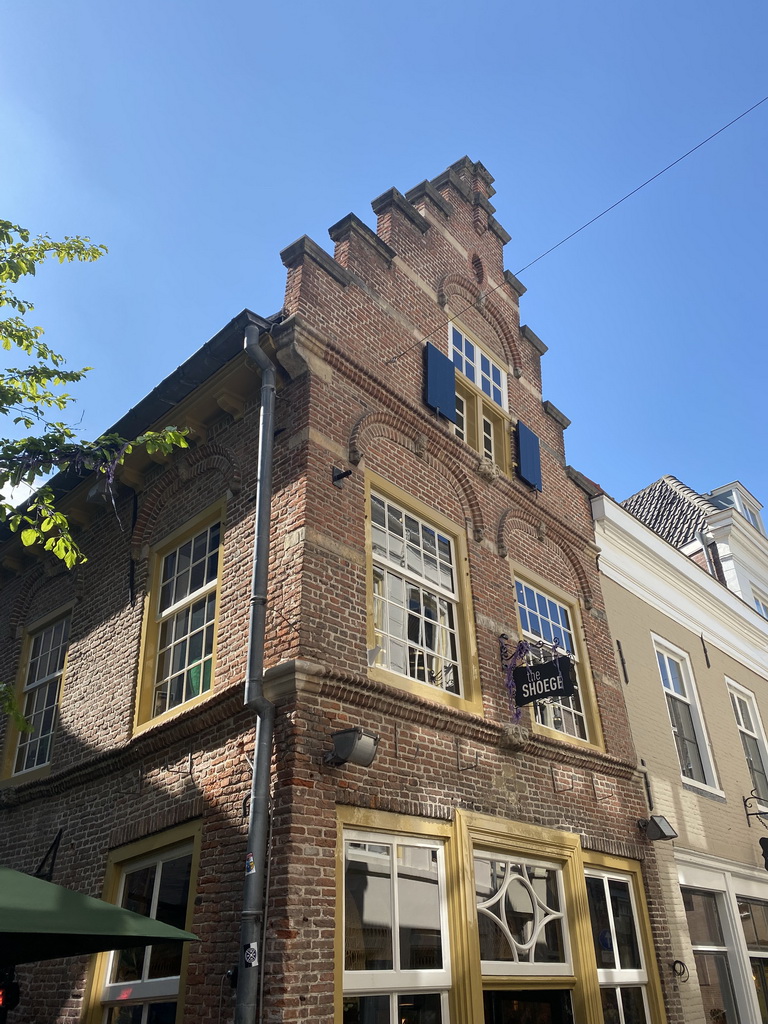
{"left": 244, "top": 943, "right": 259, "bottom": 967}
{"left": 245, "top": 852, "right": 255, "bottom": 874}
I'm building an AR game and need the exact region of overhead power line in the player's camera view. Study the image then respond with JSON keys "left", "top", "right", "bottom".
{"left": 515, "top": 94, "right": 768, "bottom": 275}
{"left": 386, "top": 94, "right": 768, "bottom": 364}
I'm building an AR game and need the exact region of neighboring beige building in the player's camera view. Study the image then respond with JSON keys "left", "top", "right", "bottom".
{"left": 593, "top": 489, "right": 768, "bottom": 1024}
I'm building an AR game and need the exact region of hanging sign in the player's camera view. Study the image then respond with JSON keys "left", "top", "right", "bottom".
{"left": 513, "top": 656, "right": 576, "bottom": 707}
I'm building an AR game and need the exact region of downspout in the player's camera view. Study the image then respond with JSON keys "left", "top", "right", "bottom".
{"left": 235, "top": 323, "right": 277, "bottom": 1024}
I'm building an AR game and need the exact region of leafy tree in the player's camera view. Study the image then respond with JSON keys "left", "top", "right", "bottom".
{"left": 0, "top": 220, "right": 187, "bottom": 568}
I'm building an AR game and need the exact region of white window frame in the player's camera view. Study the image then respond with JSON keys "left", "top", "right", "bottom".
{"left": 474, "top": 849, "right": 572, "bottom": 978}
{"left": 585, "top": 868, "right": 651, "bottom": 1023}
{"left": 343, "top": 829, "right": 451, "bottom": 1023}
{"left": 449, "top": 325, "right": 507, "bottom": 411}
{"left": 100, "top": 841, "right": 194, "bottom": 1018}
{"left": 652, "top": 635, "right": 720, "bottom": 793}
{"left": 370, "top": 493, "right": 462, "bottom": 696}
{"left": 515, "top": 580, "right": 588, "bottom": 741}
{"left": 14, "top": 613, "right": 71, "bottom": 775}
{"left": 728, "top": 678, "right": 768, "bottom": 805}
{"left": 680, "top": 886, "right": 743, "bottom": 1024}
{"left": 753, "top": 586, "right": 768, "bottom": 621}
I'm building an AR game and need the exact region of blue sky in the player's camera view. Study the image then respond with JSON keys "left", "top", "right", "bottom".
{"left": 2, "top": 1, "right": 766, "bottom": 505}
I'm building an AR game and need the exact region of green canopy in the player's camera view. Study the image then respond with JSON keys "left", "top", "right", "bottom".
{"left": 0, "top": 867, "right": 197, "bottom": 966}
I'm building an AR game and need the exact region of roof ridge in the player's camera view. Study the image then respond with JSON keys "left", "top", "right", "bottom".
{"left": 660, "top": 475, "right": 720, "bottom": 516}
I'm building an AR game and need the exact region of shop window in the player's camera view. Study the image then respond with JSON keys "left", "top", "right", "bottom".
{"left": 653, "top": 637, "right": 718, "bottom": 790}
{"left": 343, "top": 828, "right": 451, "bottom": 1024}
{"left": 474, "top": 851, "right": 569, "bottom": 976}
{"left": 682, "top": 888, "right": 740, "bottom": 1024}
{"left": 737, "top": 896, "right": 768, "bottom": 1021}
{"left": 585, "top": 869, "right": 651, "bottom": 1023}
{"left": 137, "top": 515, "right": 222, "bottom": 727}
{"left": 12, "top": 613, "right": 70, "bottom": 776}
{"left": 88, "top": 822, "right": 200, "bottom": 1024}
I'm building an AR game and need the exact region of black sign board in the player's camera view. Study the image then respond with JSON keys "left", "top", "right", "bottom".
{"left": 513, "top": 657, "right": 576, "bottom": 707}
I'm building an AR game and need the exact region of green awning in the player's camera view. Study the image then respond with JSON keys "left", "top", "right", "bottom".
{"left": 0, "top": 867, "right": 197, "bottom": 966}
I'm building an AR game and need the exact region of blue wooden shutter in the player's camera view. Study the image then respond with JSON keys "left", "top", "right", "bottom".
{"left": 517, "top": 421, "right": 542, "bottom": 490}
{"left": 424, "top": 343, "right": 456, "bottom": 422}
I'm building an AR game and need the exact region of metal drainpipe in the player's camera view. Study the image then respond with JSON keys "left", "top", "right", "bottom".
{"left": 235, "top": 323, "right": 276, "bottom": 1024}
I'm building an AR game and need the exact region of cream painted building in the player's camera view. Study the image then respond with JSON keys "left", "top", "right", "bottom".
{"left": 593, "top": 488, "right": 768, "bottom": 1024}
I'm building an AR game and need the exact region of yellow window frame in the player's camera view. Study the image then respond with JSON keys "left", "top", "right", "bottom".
{"left": 510, "top": 562, "right": 604, "bottom": 751}
{"left": 134, "top": 502, "right": 226, "bottom": 732}
{"left": 365, "top": 472, "right": 482, "bottom": 716}
{"left": 82, "top": 819, "right": 201, "bottom": 1024}
{"left": 1, "top": 603, "right": 75, "bottom": 785}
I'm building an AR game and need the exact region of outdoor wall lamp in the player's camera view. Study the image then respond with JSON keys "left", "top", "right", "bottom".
{"left": 323, "top": 727, "right": 380, "bottom": 767}
{"left": 638, "top": 815, "right": 678, "bottom": 841}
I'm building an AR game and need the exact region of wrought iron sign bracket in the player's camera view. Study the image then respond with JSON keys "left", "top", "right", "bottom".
{"left": 744, "top": 791, "right": 768, "bottom": 828}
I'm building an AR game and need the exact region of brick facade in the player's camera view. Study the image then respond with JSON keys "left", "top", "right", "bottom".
{"left": 0, "top": 159, "right": 681, "bottom": 1023}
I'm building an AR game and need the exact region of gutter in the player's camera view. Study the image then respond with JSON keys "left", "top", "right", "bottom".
{"left": 235, "top": 323, "right": 277, "bottom": 1024}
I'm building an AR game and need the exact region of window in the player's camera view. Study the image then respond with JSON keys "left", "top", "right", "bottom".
{"left": 654, "top": 638, "right": 718, "bottom": 789}
{"left": 92, "top": 824, "right": 199, "bottom": 1024}
{"left": 343, "top": 829, "right": 451, "bottom": 1024}
{"left": 743, "top": 504, "right": 762, "bottom": 531}
{"left": 754, "top": 589, "right": 768, "bottom": 621}
{"left": 139, "top": 517, "right": 222, "bottom": 725}
{"left": 586, "top": 869, "right": 650, "bottom": 1024}
{"left": 728, "top": 682, "right": 768, "bottom": 803}
{"left": 682, "top": 888, "right": 741, "bottom": 1024}
{"left": 737, "top": 896, "right": 768, "bottom": 1021}
{"left": 449, "top": 326, "right": 509, "bottom": 471}
{"left": 14, "top": 614, "right": 70, "bottom": 775}
{"left": 474, "top": 852, "right": 569, "bottom": 976}
{"left": 370, "top": 492, "right": 462, "bottom": 697}
{"left": 515, "top": 580, "right": 588, "bottom": 741}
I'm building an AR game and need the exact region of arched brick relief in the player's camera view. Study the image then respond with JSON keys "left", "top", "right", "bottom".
{"left": 131, "top": 444, "right": 241, "bottom": 560}
{"left": 347, "top": 412, "right": 484, "bottom": 542}
{"left": 497, "top": 509, "right": 593, "bottom": 608}
{"left": 437, "top": 273, "right": 522, "bottom": 374}
{"left": 8, "top": 562, "right": 77, "bottom": 638}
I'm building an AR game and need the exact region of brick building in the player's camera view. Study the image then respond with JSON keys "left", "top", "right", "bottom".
{"left": 594, "top": 479, "right": 768, "bottom": 1023}
{"left": 0, "top": 159, "right": 679, "bottom": 1023}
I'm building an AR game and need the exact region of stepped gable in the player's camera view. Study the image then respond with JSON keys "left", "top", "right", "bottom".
{"left": 622, "top": 474, "right": 719, "bottom": 548}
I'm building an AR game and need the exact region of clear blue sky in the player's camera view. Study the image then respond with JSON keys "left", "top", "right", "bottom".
{"left": 2, "top": 1, "right": 766, "bottom": 505}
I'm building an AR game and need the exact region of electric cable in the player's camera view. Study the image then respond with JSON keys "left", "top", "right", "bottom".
{"left": 385, "top": 94, "right": 768, "bottom": 365}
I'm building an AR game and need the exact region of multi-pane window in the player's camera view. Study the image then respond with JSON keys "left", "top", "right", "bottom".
{"left": 343, "top": 831, "right": 450, "bottom": 1024}
{"left": 474, "top": 852, "right": 569, "bottom": 975}
{"left": 729, "top": 683, "right": 768, "bottom": 803}
{"left": 449, "top": 327, "right": 509, "bottom": 471}
{"left": 737, "top": 896, "right": 768, "bottom": 1021}
{"left": 682, "top": 888, "right": 741, "bottom": 1024}
{"left": 152, "top": 522, "right": 220, "bottom": 718}
{"left": 101, "top": 844, "right": 193, "bottom": 1023}
{"left": 654, "top": 640, "right": 717, "bottom": 788}
{"left": 450, "top": 326, "right": 505, "bottom": 409}
{"left": 14, "top": 614, "right": 70, "bottom": 775}
{"left": 370, "top": 494, "right": 461, "bottom": 696}
{"left": 586, "top": 870, "right": 650, "bottom": 1024}
{"left": 515, "top": 580, "right": 587, "bottom": 740}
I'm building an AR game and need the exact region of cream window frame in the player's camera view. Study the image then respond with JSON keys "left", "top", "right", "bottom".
{"left": 449, "top": 326, "right": 510, "bottom": 474}
{"left": 135, "top": 506, "right": 224, "bottom": 731}
{"left": 727, "top": 678, "right": 768, "bottom": 805}
{"left": 366, "top": 474, "right": 481, "bottom": 715}
{"left": 652, "top": 634, "right": 720, "bottom": 794}
{"left": 511, "top": 566, "right": 603, "bottom": 750}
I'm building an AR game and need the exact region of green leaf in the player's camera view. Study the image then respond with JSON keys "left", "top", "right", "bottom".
{"left": 20, "top": 528, "right": 38, "bottom": 546}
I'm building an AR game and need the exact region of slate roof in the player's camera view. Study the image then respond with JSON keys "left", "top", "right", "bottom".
{"left": 621, "top": 475, "right": 720, "bottom": 549}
